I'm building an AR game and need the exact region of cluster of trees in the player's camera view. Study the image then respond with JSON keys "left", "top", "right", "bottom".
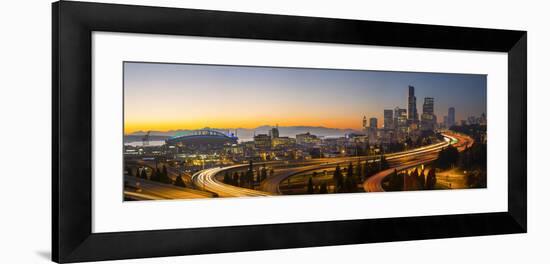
{"left": 129, "top": 164, "right": 174, "bottom": 185}
{"left": 448, "top": 126, "right": 487, "bottom": 188}
{"left": 402, "top": 132, "right": 437, "bottom": 150}
{"left": 459, "top": 143, "right": 487, "bottom": 171}
{"left": 306, "top": 172, "right": 329, "bottom": 194}
{"left": 125, "top": 166, "right": 148, "bottom": 179}
{"left": 344, "top": 133, "right": 438, "bottom": 157}
{"left": 302, "top": 157, "right": 391, "bottom": 195}
{"left": 385, "top": 169, "right": 403, "bottom": 191}
{"left": 384, "top": 142, "right": 406, "bottom": 153}
{"left": 150, "top": 165, "right": 173, "bottom": 184}
{"left": 223, "top": 161, "right": 273, "bottom": 188}
{"left": 450, "top": 124, "right": 487, "bottom": 143}
{"left": 223, "top": 170, "right": 252, "bottom": 188}
{"left": 174, "top": 173, "right": 186, "bottom": 188}
{"left": 126, "top": 166, "right": 136, "bottom": 177}
{"left": 385, "top": 167, "right": 437, "bottom": 191}
{"left": 332, "top": 162, "right": 362, "bottom": 193}
{"left": 435, "top": 145, "right": 460, "bottom": 169}
{"left": 306, "top": 176, "right": 329, "bottom": 194}
{"left": 435, "top": 137, "right": 487, "bottom": 188}
{"left": 307, "top": 176, "right": 314, "bottom": 194}
{"left": 461, "top": 142, "right": 487, "bottom": 188}
{"left": 466, "top": 170, "right": 487, "bottom": 188}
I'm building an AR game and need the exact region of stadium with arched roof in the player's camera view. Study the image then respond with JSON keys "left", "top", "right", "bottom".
{"left": 165, "top": 129, "right": 238, "bottom": 150}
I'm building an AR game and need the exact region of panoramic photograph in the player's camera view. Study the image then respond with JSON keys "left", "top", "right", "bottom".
{"left": 123, "top": 62, "right": 487, "bottom": 201}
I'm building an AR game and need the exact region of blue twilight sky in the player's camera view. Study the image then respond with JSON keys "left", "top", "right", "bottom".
{"left": 123, "top": 62, "right": 486, "bottom": 133}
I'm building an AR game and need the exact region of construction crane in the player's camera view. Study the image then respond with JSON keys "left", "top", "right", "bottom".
{"left": 142, "top": 131, "right": 151, "bottom": 146}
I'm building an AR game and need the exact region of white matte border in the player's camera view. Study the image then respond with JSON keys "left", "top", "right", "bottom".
{"left": 92, "top": 32, "right": 508, "bottom": 233}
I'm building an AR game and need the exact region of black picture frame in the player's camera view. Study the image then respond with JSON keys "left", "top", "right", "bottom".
{"left": 52, "top": 1, "right": 527, "bottom": 263}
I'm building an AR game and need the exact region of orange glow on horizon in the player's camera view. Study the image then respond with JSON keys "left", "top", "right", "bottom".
{"left": 124, "top": 116, "right": 367, "bottom": 134}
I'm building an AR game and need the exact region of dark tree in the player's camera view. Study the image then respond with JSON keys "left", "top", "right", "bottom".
{"left": 255, "top": 168, "right": 261, "bottom": 183}
{"left": 466, "top": 171, "right": 487, "bottom": 188}
{"left": 307, "top": 177, "right": 314, "bottom": 194}
{"left": 405, "top": 137, "right": 413, "bottom": 148}
{"left": 232, "top": 172, "right": 239, "bottom": 186}
{"left": 223, "top": 171, "right": 230, "bottom": 184}
{"left": 459, "top": 143, "right": 487, "bottom": 170}
{"left": 139, "top": 168, "right": 147, "bottom": 179}
{"left": 174, "top": 174, "right": 186, "bottom": 188}
{"left": 162, "top": 165, "right": 168, "bottom": 179}
{"left": 344, "top": 172, "right": 357, "bottom": 193}
{"left": 435, "top": 145, "right": 460, "bottom": 169}
{"left": 154, "top": 165, "right": 172, "bottom": 184}
{"left": 161, "top": 173, "right": 172, "bottom": 184}
{"left": 339, "top": 163, "right": 357, "bottom": 192}
{"left": 240, "top": 171, "right": 246, "bottom": 187}
{"left": 356, "top": 161, "right": 363, "bottom": 181}
{"left": 245, "top": 170, "right": 253, "bottom": 188}
{"left": 380, "top": 155, "right": 389, "bottom": 170}
{"left": 362, "top": 162, "right": 369, "bottom": 180}
{"left": 347, "top": 162, "right": 354, "bottom": 179}
{"left": 426, "top": 168, "right": 437, "bottom": 190}
{"left": 319, "top": 182, "right": 328, "bottom": 194}
{"left": 150, "top": 169, "right": 160, "bottom": 181}
{"left": 260, "top": 167, "right": 268, "bottom": 182}
{"left": 410, "top": 168, "right": 419, "bottom": 190}
{"left": 385, "top": 169, "right": 404, "bottom": 191}
{"left": 333, "top": 164, "right": 344, "bottom": 192}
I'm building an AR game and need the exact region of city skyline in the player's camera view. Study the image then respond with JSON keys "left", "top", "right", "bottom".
{"left": 123, "top": 61, "right": 487, "bottom": 201}
{"left": 124, "top": 62, "right": 487, "bottom": 134}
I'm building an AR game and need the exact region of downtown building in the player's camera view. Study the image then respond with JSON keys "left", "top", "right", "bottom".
{"left": 420, "top": 97, "right": 437, "bottom": 131}
{"left": 407, "top": 86, "right": 421, "bottom": 140}
{"left": 384, "top": 109, "right": 394, "bottom": 130}
{"left": 447, "top": 107, "right": 456, "bottom": 128}
{"left": 253, "top": 133, "right": 271, "bottom": 150}
{"left": 296, "top": 132, "right": 321, "bottom": 146}
{"left": 394, "top": 107, "right": 408, "bottom": 140}
{"left": 368, "top": 117, "right": 379, "bottom": 143}
{"left": 408, "top": 85, "right": 419, "bottom": 124}
{"left": 381, "top": 109, "right": 396, "bottom": 144}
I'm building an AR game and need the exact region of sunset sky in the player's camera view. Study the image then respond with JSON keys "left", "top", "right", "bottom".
{"left": 123, "top": 62, "right": 486, "bottom": 134}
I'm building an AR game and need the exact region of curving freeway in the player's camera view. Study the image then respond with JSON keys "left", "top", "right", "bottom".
{"left": 363, "top": 132, "right": 474, "bottom": 192}
{"left": 260, "top": 157, "right": 364, "bottom": 194}
{"left": 124, "top": 175, "right": 213, "bottom": 200}
{"left": 191, "top": 165, "right": 271, "bottom": 197}
{"left": 189, "top": 132, "right": 474, "bottom": 197}
{"left": 260, "top": 134, "right": 455, "bottom": 194}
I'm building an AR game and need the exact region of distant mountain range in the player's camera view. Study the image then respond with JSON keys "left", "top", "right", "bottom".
{"left": 126, "top": 125, "right": 362, "bottom": 142}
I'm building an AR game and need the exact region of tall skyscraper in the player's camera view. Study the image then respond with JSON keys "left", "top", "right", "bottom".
{"left": 394, "top": 107, "right": 408, "bottom": 138}
{"left": 394, "top": 107, "right": 407, "bottom": 128}
{"left": 448, "top": 107, "right": 455, "bottom": 127}
{"left": 362, "top": 116, "right": 367, "bottom": 130}
{"left": 407, "top": 85, "right": 418, "bottom": 123}
{"left": 369, "top": 117, "right": 378, "bottom": 129}
{"left": 368, "top": 117, "right": 378, "bottom": 142}
{"left": 383, "top": 109, "right": 394, "bottom": 129}
{"left": 422, "top": 97, "right": 434, "bottom": 115}
{"left": 421, "top": 97, "right": 436, "bottom": 131}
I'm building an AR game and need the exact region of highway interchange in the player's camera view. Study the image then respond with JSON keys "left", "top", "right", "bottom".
{"left": 126, "top": 132, "right": 473, "bottom": 200}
